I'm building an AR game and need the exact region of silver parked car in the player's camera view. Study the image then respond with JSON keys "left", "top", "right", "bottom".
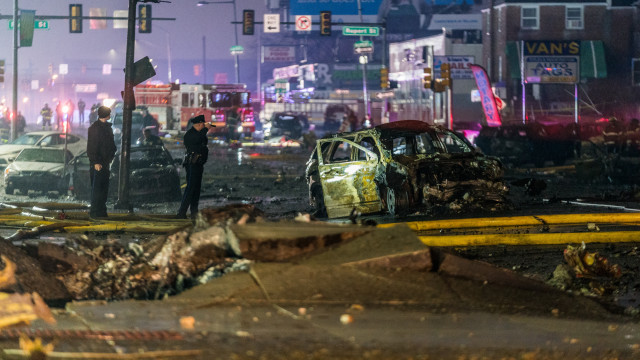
{"left": 3, "top": 147, "right": 73, "bottom": 196}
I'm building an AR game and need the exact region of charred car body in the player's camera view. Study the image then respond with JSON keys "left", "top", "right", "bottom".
{"left": 306, "top": 120, "right": 507, "bottom": 218}
{"left": 70, "top": 145, "right": 182, "bottom": 202}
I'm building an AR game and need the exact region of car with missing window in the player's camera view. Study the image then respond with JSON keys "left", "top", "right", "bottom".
{"left": 69, "top": 145, "right": 182, "bottom": 202}
{"left": 0, "top": 131, "right": 86, "bottom": 168}
{"left": 305, "top": 120, "right": 508, "bottom": 218}
{"left": 3, "top": 147, "right": 73, "bottom": 196}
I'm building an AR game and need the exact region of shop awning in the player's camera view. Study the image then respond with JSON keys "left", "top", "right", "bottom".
{"left": 506, "top": 42, "right": 521, "bottom": 79}
{"left": 580, "top": 40, "right": 607, "bottom": 79}
{"left": 505, "top": 40, "right": 607, "bottom": 80}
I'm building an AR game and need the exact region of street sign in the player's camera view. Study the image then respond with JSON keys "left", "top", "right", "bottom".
{"left": 355, "top": 40, "right": 373, "bottom": 48}
{"left": 354, "top": 40, "right": 373, "bottom": 54}
{"left": 8, "top": 20, "right": 48, "bottom": 30}
{"left": 295, "top": 15, "right": 311, "bottom": 31}
{"left": 230, "top": 45, "right": 244, "bottom": 55}
{"left": 342, "top": 26, "right": 379, "bottom": 36}
{"left": 264, "top": 14, "right": 280, "bottom": 33}
{"left": 275, "top": 79, "right": 288, "bottom": 94}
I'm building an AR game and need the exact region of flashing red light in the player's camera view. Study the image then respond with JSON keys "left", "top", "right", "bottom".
{"left": 62, "top": 105, "right": 70, "bottom": 113}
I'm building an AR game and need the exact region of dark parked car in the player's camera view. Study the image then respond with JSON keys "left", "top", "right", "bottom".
{"left": 3, "top": 147, "right": 73, "bottom": 196}
{"left": 305, "top": 120, "right": 507, "bottom": 218}
{"left": 474, "top": 122, "right": 578, "bottom": 167}
{"left": 69, "top": 145, "right": 182, "bottom": 202}
{"left": 263, "top": 112, "right": 309, "bottom": 140}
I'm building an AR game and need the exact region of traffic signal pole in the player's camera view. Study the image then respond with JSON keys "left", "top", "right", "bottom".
{"left": 115, "top": 0, "right": 138, "bottom": 212}
{"left": 11, "top": 0, "right": 18, "bottom": 142}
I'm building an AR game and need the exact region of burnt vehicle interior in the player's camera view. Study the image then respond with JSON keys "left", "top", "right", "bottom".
{"left": 308, "top": 122, "right": 507, "bottom": 219}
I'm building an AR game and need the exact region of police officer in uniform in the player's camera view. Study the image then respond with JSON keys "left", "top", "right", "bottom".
{"left": 176, "top": 115, "right": 213, "bottom": 219}
{"left": 87, "top": 106, "right": 117, "bottom": 219}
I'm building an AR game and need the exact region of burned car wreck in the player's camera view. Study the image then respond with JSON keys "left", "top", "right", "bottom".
{"left": 306, "top": 120, "right": 508, "bottom": 218}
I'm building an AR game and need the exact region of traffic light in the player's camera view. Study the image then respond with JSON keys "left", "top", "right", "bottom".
{"left": 0, "top": 60, "right": 4, "bottom": 83}
{"left": 380, "top": 68, "right": 389, "bottom": 89}
{"left": 440, "top": 62, "right": 451, "bottom": 86}
{"left": 69, "top": 4, "right": 82, "bottom": 33}
{"left": 243, "top": 10, "right": 255, "bottom": 35}
{"left": 320, "top": 11, "right": 331, "bottom": 36}
{"left": 139, "top": 4, "right": 152, "bottom": 34}
{"left": 423, "top": 67, "right": 432, "bottom": 89}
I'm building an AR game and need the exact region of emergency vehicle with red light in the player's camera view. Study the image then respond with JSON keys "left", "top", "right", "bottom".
{"left": 134, "top": 83, "right": 254, "bottom": 137}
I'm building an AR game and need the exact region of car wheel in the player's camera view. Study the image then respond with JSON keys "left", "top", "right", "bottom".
{"left": 386, "top": 187, "right": 396, "bottom": 216}
{"left": 310, "top": 183, "right": 326, "bottom": 218}
{"left": 385, "top": 186, "right": 410, "bottom": 216}
{"left": 4, "top": 186, "right": 14, "bottom": 195}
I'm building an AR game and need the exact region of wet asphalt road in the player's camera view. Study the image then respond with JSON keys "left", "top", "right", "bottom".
{"left": 1, "top": 133, "right": 640, "bottom": 358}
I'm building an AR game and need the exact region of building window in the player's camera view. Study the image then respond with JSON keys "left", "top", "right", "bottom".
{"left": 521, "top": 7, "right": 538, "bottom": 30}
{"left": 566, "top": 7, "right": 583, "bottom": 29}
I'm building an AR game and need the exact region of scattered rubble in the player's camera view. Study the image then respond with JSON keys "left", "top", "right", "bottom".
{"left": 563, "top": 242, "right": 622, "bottom": 278}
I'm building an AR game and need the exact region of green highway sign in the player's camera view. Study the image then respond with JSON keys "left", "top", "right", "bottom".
{"left": 355, "top": 40, "right": 373, "bottom": 48}
{"left": 342, "top": 26, "right": 379, "bottom": 36}
{"left": 354, "top": 40, "right": 374, "bottom": 54}
{"left": 8, "top": 20, "right": 49, "bottom": 30}
{"left": 230, "top": 45, "right": 244, "bottom": 55}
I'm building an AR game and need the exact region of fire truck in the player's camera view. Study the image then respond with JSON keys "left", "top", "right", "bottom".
{"left": 133, "top": 83, "right": 254, "bottom": 136}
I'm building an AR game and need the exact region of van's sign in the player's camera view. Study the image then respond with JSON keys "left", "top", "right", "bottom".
{"left": 523, "top": 41, "right": 580, "bottom": 84}
{"left": 524, "top": 40, "right": 580, "bottom": 56}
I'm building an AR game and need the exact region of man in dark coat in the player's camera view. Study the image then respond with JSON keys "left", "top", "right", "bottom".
{"left": 87, "top": 106, "right": 117, "bottom": 219}
{"left": 176, "top": 115, "right": 213, "bottom": 219}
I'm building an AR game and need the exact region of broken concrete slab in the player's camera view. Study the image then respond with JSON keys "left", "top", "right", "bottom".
{"left": 435, "top": 249, "right": 555, "bottom": 293}
{"left": 342, "top": 249, "right": 433, "bottom": 272}
{"left": 230, "top": 222, "right": 372, "bottom": 261}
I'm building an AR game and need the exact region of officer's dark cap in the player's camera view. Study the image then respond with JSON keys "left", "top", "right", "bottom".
{"left": 98, "top": 106, "right": 111, "bottom": 119}
{"left": 190, "top": 115, "right": 205, "bottom": 124}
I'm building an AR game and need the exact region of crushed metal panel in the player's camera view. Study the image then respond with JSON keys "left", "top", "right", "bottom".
{"left": 318, "top": 138, "right": 382, "bottom": 218}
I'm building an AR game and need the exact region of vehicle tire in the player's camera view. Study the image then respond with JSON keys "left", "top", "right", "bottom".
{"left": 4, "top": 186, "right": 13, "bottom": 195}
{"left": 310, "top": 183, "right": 327, "bottom": 218}
{"left": 385, "top": 186, "right": 411, "bottom": 216}
{"left": 386, "top": 187, "right": 397, "bottom": 216}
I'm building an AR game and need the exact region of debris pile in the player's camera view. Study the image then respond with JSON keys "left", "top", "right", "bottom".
{"left": 549, "top": 242, "right": 624, "bottom": 299}
{"left": 1, "top": 205, "right": 265, "bottom": 301}
{"left": 563, "top": 242, "right": 622, "bottom": 278}
{"left": 0, "top": 256, "right": 55, "bottom": 329}
{"left": 422, "top": 179, "right": 510, "bottom": 212}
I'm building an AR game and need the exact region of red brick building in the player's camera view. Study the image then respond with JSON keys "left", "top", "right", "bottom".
{"left": 482, "top": 0, "right": 640, "bottom": 122}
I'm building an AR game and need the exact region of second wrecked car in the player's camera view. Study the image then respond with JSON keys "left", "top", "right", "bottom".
{"left": 305, "top": 120, "right": 508, "bottom": 218}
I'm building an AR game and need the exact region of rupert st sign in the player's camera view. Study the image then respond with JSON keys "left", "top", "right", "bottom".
{"left": 523, "top": 40, "right": 580, "bottom": 84}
